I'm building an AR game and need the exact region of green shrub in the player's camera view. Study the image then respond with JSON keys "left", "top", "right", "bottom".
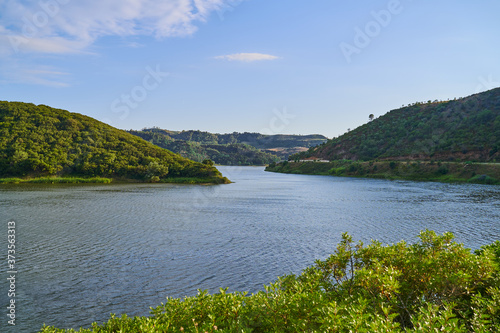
{"left": 329, "top": 167, "right": 346, "bottom": 176}
{"left": 40, "top": 231, "right": 500, "bottom": 332}
{"left": 437, "top": 165, "right": 450, "bottom": 175}
{"left": 468, "top": 174, "right": 499, "bottom": 185}
{"left": 348, "top": 164, "right": 358, "bottom": 172}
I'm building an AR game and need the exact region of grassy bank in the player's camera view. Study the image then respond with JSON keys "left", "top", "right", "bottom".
{"left": 40, "top": 230, "right": 500, "bottom": 332}
{"left": 0, "top": 176, "right": 231, "bottom": 185}
{"left": 160, "top": 176, "right": 232, "bottom": 184}
{"left": 0, "top": 177, "right": 112, "bottom": 184}
{"left": 266, "top": 160, "right": 500, "bottom": 185}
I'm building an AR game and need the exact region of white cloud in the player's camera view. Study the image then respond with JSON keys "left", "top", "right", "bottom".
{"left": 0, "top": 0, "right": 244, "bottom": 86}
{"left": 0, "top": 0, "right": 242, "bottom": 55}
{"left": 215, "top": 53, "right": 280, "bottom": 62}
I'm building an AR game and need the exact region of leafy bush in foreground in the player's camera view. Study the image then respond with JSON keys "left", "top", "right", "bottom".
{"left": 41, "top": 231, "right": 500, "bottom": 332}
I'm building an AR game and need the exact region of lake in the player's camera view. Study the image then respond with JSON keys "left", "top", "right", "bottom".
{"left": 1, "top": 166, "right": 499, "bottom": 332}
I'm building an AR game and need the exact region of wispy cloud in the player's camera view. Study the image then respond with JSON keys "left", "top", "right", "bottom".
{"left": 0, "top": 60, "right": 71, "bottom": 87}
{"left": 0, "top": 0, "right": 243, "bottom": 85}
{"left": 0, "top": 0, "right": 242, "bottom": 55}
{"left": 215, "top": 53, "right": 280, "bottom": 62}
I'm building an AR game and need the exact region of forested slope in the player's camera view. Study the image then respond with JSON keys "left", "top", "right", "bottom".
{"left": 298, "top": 88, "right": 500, "bottom": 162}
{"left": 129, "top": 130, "right": 281, "bottom": 165}
{"left": 0, "top": 102, "right": 228, "bottom": 183}
{"left": 130, "top": 128, "right": 327, "bottom": 164}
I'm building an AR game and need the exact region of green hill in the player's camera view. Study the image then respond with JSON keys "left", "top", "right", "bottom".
{"left": 129, "top": 129, "right": 281, "bottom": 165}
{"left": 298, "top": 88, "right": 500, "bottom": 162}
{"left": 129, "top": 128, "right": 328, "bottom": 164}
{"left": 159, "top": 130, "right": 328, "bottom": 150}
{"left": 267, "top": 88, "right": 500, "bottom": 184}
{"left": 0, "top": 101, "right": 229, "bottom": 184}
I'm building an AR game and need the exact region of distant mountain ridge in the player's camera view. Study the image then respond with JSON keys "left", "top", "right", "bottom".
{"left": 296, "top": 87, "right": 500, "bottom": 162}
{"left": 129, "top": 128, "right": 328, "bottom": 165}
{"left": 0, "top": 102, "right": 228, "bottom": 183}
{"left": 152, "top": 129, "right": 328, "bottom": 149}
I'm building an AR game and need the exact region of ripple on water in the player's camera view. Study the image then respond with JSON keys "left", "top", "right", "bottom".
{"left": 0, "top": 167, "right": 499, "bottom": 331}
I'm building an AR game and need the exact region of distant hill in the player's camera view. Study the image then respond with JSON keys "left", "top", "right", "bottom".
{"left": 0, "top": 102, "right": 229, "bottom": 183}
{"left": 129, "top": 128, "right": 328, "bottom": 165}
{"left": 267, "top": 88, "right": 500, "bottom": 184}
{"left": 295, "top": 88, "right": 500, "bottom": 162}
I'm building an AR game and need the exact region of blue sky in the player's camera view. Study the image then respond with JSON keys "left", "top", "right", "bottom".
{"left": 1, "top": 0, "right": 499, "bottom": 138}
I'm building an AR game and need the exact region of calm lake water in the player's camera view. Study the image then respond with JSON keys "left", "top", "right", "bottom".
{"left": 1, "top": 166, "right": 499, "bottom": 332}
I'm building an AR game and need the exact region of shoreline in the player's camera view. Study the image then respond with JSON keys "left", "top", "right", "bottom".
{"left": 265, "top": 160, "right": 500, "bottom": 185}
{"left": 0, "top": 176, "right": 231, "bottom": 185}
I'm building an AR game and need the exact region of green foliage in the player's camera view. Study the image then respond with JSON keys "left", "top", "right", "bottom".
{"left": 0, "top": 101, "right": 229, "bottom": 184}
{"left": 40, "top": 231, "right": 500, "bottom": 332}
{"left": 0, "top": 177, "right": 112, "bottom": 184}
{"left": 129, "top": 128, "right": 328, "bottom": 164}
{"left": 267, "top": 159, "right": 500, "bottom": 185}
{"left": 202, "top": 159, "right": 215, "bottom": 166}
{"left": 437, "top": 165, "right": 450, "bottom": 175}
{"left": 293, "top": 88, "right": 500, "bottom": 162}
{"left": 468, "top": 174, "right": 499, "bottom": 185}
{"left": 136, "top": 129, "right": 327, "bottom": 149}
{"left": 475, "top": 241, "right": 500, "bottom": 265}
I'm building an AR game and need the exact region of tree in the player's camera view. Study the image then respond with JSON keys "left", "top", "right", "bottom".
{"left": 202, "top": 159, "right": 214, "bottom": 166}
{"left": 12, "top": 149, "right": 29, "bottom": 164}
{"left": 369, "top": 114, "right": 375, "bottom": 121}
{"left": 145, "top": 161, "right": 169, "bottom": 180}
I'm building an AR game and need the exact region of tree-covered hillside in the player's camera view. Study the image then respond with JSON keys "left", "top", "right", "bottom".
{"left": 297, "top": 88, "right": 500, "bottom": 162}
{"left": 129, "top": 128, "right": 328, "bottom": 164}
{"left": 129, "top": 130, "right": 281, "bottom": 165}
{"left": 137, "top": 128, "right": 327, "bottom": 148}
{"left": 0, "top": 102, "right": 229, "bottom": 183}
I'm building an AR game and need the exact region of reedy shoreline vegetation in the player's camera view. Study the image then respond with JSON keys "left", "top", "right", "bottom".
{"left": 41, "top": 231, "right": 500, "bottom": 332}
{"left": 0, "top": 177, "right": 112, "bottom": 184}
{"left": 0, "top": 176, "right": 226, "bottom": 184}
